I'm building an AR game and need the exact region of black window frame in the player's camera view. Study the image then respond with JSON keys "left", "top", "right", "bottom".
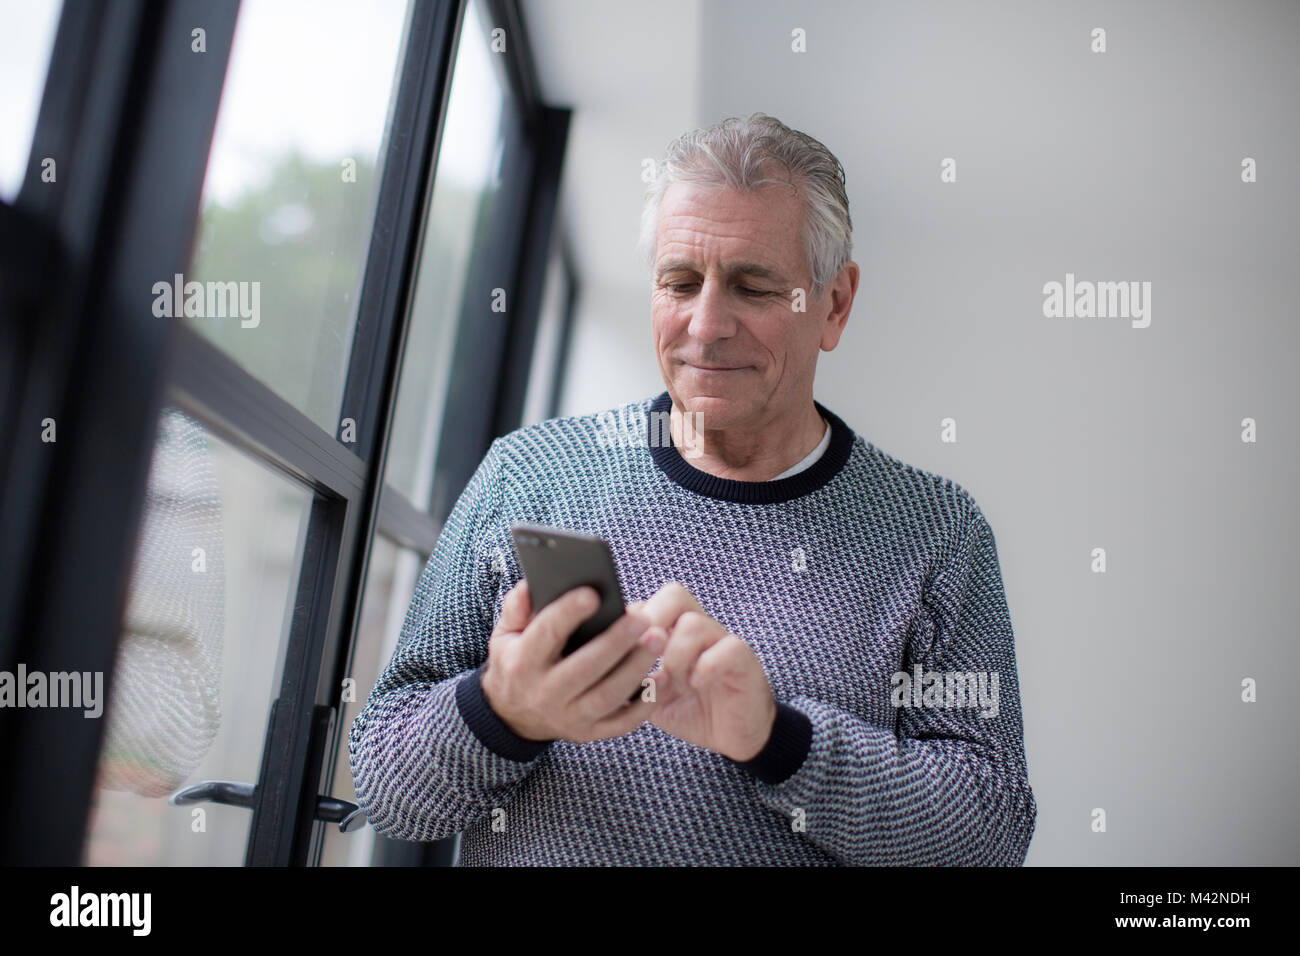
{"left": 0, "top": 0, "right": 575, "bottom": 867}
{"left": 350, "top": 0, "right": 577, "bottom": 870}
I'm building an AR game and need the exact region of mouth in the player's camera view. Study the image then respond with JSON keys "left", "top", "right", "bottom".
{"left": 683, "top": 362, "right": 748, "bottom": 372}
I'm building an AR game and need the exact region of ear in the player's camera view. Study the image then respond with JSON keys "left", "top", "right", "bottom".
{"left": 819, "top": 260, "right": 859, "bottom": 352}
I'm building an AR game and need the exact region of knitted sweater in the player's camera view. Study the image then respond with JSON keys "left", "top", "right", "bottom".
{"left": 347, "top": 392, "right": 1037, "bottom": 865}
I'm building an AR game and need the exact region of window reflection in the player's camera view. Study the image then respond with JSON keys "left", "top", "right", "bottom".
{"left": 84, "top": 409, "right": 313, "bottom": 866}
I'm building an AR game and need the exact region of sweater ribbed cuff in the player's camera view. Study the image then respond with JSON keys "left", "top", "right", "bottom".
{"left": 455, "top": 664, "right": 553, "bottom": 763}
{"left": 732, "top": 702, "right": 813, "bottom": 785}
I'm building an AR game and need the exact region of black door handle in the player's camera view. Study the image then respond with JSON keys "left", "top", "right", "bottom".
{"left": 169, "top": 780, "right": 366, "bottom": 833}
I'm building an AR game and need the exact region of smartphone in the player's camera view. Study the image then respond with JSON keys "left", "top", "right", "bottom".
{"left": 509, "top": 522, "right": 626, "bottom": 657}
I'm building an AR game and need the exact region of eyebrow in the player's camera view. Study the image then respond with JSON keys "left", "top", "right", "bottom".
{"left": 654, "top": 259, "right": 790, "bottom": 285}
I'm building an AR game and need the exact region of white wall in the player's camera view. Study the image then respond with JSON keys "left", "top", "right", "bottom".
{"left": 525, "top": 0, "right": 1300, "bottom": 866}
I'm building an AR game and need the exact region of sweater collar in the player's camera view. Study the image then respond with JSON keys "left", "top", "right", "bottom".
{"left": 646, "top": 391, "right": 855, "bottom": 504}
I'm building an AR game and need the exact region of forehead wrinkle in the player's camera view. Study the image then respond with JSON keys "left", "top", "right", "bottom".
{"left": 654, "top": 220, "right": 797, "bottom": 277}
{"left": 654, "top": 258, "right": 792, "bottom": 289}
{"left": 654, "top": 189, "right": 805, "bottom": 285}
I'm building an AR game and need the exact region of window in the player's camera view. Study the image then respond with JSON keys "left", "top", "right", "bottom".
{"left": 317, "top": 0, "right": 531, "bottom": 866}
{"left": 77, "top": 0, "right": 414, "bottom": 865}
{"left": 186, "top": 0, "right": 410, "bottom": 435}
{"left": 85, "top": 411, "right": 313, "bottom": 865}
{"left": 386, "top": 0, "right": 507, "bottom": 507}
{"left": 0, "top": 0, "right": 62, "bottom": 201}
{"left": 317, "top": 535, "right": 423, "bottom": 867}
{"left": 1, "top": 0, "right": 574, "bottom": 867}
{"left": 522, "top": 238, "right": 575, "bottom": 426}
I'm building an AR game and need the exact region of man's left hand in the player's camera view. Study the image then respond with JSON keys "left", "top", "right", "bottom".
{"left": 629, "top": 582, "right": 776, "bottom": 762}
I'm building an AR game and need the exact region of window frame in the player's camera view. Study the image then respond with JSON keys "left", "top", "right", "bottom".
{"left": 326, "top": 0, "right": 576, "bottom": 869}
{"left": 0, "top": 0, "right": 574, "bottom": 867}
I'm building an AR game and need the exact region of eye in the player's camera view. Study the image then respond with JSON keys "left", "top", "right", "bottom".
{"left": 737, "top": 286, "right": 772, "bottom": 297}
{"left": 665, "top": 282, "right": 697, "bottom": 294}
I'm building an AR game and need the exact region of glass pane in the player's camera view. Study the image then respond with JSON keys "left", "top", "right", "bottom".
{"left": 319, "top": 535, "right": 422, "bottom": 866}
{"left": 384, "top": 0, "right": 506, "bottom": 507}
{"left": 521, "top": 243, "right": 569, "bottom": 426}
{"left": 83, "top": 407, "right": 314, "bottom": 865}
{"left": 0, "top": 0, "right": 62, "bottom": 201}
{"left": 184, "top": 0, "right": 410, "bottom": 434}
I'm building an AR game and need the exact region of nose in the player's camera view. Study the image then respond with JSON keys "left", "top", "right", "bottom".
{"left": 685, "top": 273, "right": 737, "bottom": 344}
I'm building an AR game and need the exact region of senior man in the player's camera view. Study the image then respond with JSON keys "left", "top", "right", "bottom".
{"left": 349, "top": 113, "right": 1037, "bottom": 866}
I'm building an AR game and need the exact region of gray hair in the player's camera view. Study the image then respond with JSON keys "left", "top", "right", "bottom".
{"left": 638, "top": 113, "right": 853, "bottom": 298}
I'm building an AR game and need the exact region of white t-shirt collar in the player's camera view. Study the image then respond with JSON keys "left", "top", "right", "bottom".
{"left": 767, "top": 415, "right": 831, "bottom": 481}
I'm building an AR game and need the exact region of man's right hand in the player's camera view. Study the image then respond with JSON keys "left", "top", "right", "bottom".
{"left": 479, "top": 579, "right": 666, "bottom": 744}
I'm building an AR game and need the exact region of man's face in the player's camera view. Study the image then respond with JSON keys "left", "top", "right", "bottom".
{"left": 650, "top": 179, "right": 847, "bottom": 432}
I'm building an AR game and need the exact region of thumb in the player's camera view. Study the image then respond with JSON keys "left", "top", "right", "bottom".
{"left": 496, "top": 579, "right": 532, "bottom": 633}
{"left": 643, "top": 666, "right": 672, "bottom": 703}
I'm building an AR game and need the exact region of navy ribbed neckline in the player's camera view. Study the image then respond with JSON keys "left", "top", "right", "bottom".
{"left": 646, "top": 391, "right": 855, "bottom": 504}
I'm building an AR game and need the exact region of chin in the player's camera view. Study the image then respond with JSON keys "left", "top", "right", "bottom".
{"left": 669, "top": 388, "right": 753, "bottom": 430}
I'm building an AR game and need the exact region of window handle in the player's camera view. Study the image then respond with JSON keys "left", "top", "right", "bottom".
{"left": 170, "top": 780, "right": 255, "bottom": 809}
{"left": 169, "top": 780, "right": 366, "bottom": 832}
{"left": 314, "top": 794, "right": 367, "bottom": 833}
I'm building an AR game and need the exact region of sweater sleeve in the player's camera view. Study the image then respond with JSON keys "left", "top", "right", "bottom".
{"left": 739, "top": 507, "right": 1038, "bottom": 865}
{"left": 347, "top": 439, "right": 550, "bottom": 842}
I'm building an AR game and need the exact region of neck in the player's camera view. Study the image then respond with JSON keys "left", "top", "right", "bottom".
{"left": 670, "top": 398, "right": 826, "bottom": 482}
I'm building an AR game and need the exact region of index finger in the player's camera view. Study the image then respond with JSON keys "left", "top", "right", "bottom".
{"left": 636, "top": 581, "right": 704, "bottom": 632}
